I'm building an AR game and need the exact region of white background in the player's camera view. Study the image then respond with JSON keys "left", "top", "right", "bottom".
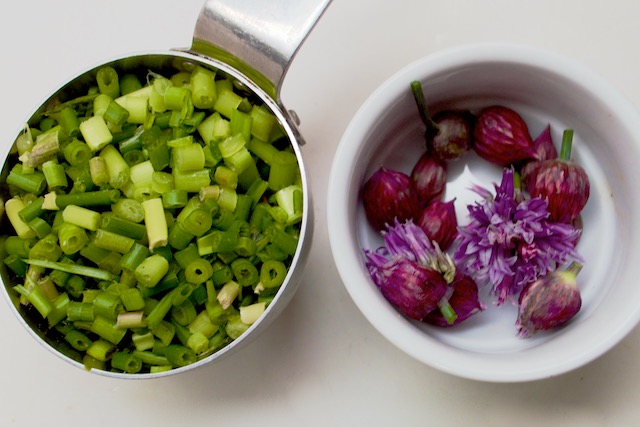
{"left": 1, "top": 1, "right": 640, "bottom": 425}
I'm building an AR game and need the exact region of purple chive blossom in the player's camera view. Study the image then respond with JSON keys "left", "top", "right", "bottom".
{"left": 364, "top": 219, "right": 437, "bottom": 285}
{"left": 365, "top": 219, "right": 456, "bottom": 283}
{"left": 453, "top": 167, "right": 583, "bottom": 305}
{"left": 364, "top": 220, "right": 458, "bottom": 323}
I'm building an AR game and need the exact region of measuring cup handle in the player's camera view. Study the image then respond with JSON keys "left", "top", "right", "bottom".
{"left": 192, "top": 0, "right": 331, "bottom": 102}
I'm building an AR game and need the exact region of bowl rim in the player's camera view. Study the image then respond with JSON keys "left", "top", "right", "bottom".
{"left": 327, "top": 42, "right": 640, "bottom": 382}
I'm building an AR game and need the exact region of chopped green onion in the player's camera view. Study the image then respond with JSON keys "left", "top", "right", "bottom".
{"left": 164, "top": 344, "right": 196, "bottom": 368}
{"left": 63, "top": 140, "right": 92, "bottom": 167}
{"left": 134, "top": 254, "right": 169, "bottom": 288}
{"left": 6, "top": 164, "right": 46, "bottom": 195}
{"left": 184, "top": 258, "right": 213, "bottom": 285}
{"left": 62, "top": 205, "right": 102, "bottom": 231}
{"left": 111, "top": 351, "right": 142, "bottom": 374}
{"left": 59, "top": 106, "right": 80, "bottom": 138}
{"left": 92, "top": 229, "right": 135, "bottom": 254}
{"left": 64, "top": 329, "right": 93, "bottom": 352}
{"left": 1, "top": 62, "right": 304, "bottom": 375}
{"left": 86, "top": 339, "right": 115, "bottom": 362}
{"left": 96, "top": 66, "right": 120, "bottom": 99}
{"left": 48, "top": 189, "right": 121, "bottom": 209}
{"left": 24, "top": 258, "right": 116, "bottom": 281}
{"left": 142, "top": 198, "right": 168, "bottom": 250}
{"left": 80, "top": 116, "right": 113, "bottom": 152}
{"left": 112, "top": 198, "right": 145, "bottom": 223}
{"left": 99, "top": 144, "right": 130, "bottom": 189}
{"left": 57, "top": 222, "right": 89, "bottom": 255}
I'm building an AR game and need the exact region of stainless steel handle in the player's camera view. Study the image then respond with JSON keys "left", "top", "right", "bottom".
{"left": 191, "top": 0, "right": 331, "bottom": 102}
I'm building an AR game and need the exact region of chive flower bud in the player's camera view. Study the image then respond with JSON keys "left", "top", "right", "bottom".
{"left": 527, "top": 130, "right": 590, "bottom": 223}
{"left": 516, "top": 262, "right": 582, "bottom": 337}
{"left": 362, "top": 167, "right": 421, "bottom": 232}
{"left": 416, "top": 199, "right": 458, "bottom": 251}
{"left": 364, "top": 220, "right": 466, "bottom": 324}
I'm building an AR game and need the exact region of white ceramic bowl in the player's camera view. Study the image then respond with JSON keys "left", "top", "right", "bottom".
{"left": 327, "top": 43, "right": 640, "bottom": 382}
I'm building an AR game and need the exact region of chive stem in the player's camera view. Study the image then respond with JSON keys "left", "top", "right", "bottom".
{"left": 559, "top": 129, "right": 574, "bottom": 162}
{"left": 410, "top": 80, "right": 440, "bottom": 151}
{"left": 23, "top": 258, "right": 116, "bottom": 281}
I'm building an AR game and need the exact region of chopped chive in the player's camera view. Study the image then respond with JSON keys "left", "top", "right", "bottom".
{"left": 42, "top": 159, "right": 68, "bottom": 190}
{"left": 90, "top": 316, "right": 127, "bottom": 345}
{"left": 5, "top": 198, "right": 37, "bottom": 239}
{"left": 18, "top": 196, "right": 45, "bottom": 224}
{"left": 268, "top": 151, "right": 297, "bottom": 190}
{"left": 6, "top": 164, "right": 46, "bottom": 195}
{"left": 67, "top": 301, "right": 95, "bottom": 322}
{"left": 64, "top": 329, "right": 93, "bottom": 352}
{"left": 217, "top": 280, "right": 240, "bottom": 310}
{"left": 172, "top": 168, "right": 211, "bottom": 193}
{"left": 93, "top": 229, "right": 135, "bottom": 254}
{"left": 115, "top": 95, "right": 149, "bottom": 124}
{"left": 112, "top": 198, "right": 145, "bottom": 223}
{"left": 96, "top": 66, "right": 120, "bottom": 99}
{"left": 120, "top": 287, "right": 146, "bottom": 311}
{"left": 134, "top": 254, "right": 169, "bottom": 288}
{"left": 59, "top": 106, "right": 80, "bottom": 138}
{"left": 103, "top": 100, "right": 130, "bottom": 127}
{"left": 151, "top": 171, "right": 174, "bottom": 194}
{"left": 260, "top": 260, "right": 287, "bottom": 288}
{"left": 62, "top": 205, "right": 102, "bottom": 231}
{"left": 63, "top": 140, "right": 92, "bottom": 167}
{"left": 100, "top": 212, "right": 147, "bottom": 240}
{"left": 131, "top": 350, "right": 170, "bottom": 367}
{"left": 23, "top": 258, "right": 116, "bottom": 281}
{"left": 86, "top": 339, "right": 115, "bottom": 362}
{"left": 92, "top": 291, "right": 123, "bottom": 320}
{"left": 13, "top": 283, "right": 53, "bottom": 318}
{"left": 164, "top": 344, "right": 196, "bottom": 368}
{"left": 230, "top": 258, "right": 259, "bottom": 287}
{"left": 4, "top": 255, "right": 28, "bottom": 277}
{"left": 213, "top": 88, "right": 243, "bottom": 119}
{"left": 24, "top": 129, "right": 60, "bottom": 168}
{"left": 80, "top": 116, "right": 113, "bottom": 152}
{"left": 51, "top": 189, "right": 121, "bottom": 209}
{"left": 120, "top": 73, "right": 143, "bottom": 96}
{"left": 172, "top": 143, "right": 205, "bottom": 172}
{"left": 184, "top": 258, "right": 213, "bottom": 285}
{"left": 116, "top": 312, "right": 146, "bottom": 329}
{"left": 111, "top": 351, "right": 142, "bottom": 374}
{"left": 131, "top": 331, "right": 155, "bottom": 352}
{"left": 57, "top": 222, "right": 89, "bottom": 255}
{"left": 190, "top": 65, "right": 217, "bottom": 109}
{"left": 99, "top": 144, "right": 130, "bottom": 189}
{"left": 28, "top": 233, "right": 62, "bottom": 261}
{"left": 142, "top": 198, "right": 168, "bottom": 250}
{"left": 171, "top": 300, "right": 197, "bottom": 326}
{"left": 239, "top": 301, "right": 266, "bottom": 325}
{"left": 152, "top": 320, "right": 176, "bottom": 346}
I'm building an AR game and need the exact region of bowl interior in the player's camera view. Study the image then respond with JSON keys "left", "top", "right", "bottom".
{"left": 328, "top": 44, "right": 640, "bottom": 382}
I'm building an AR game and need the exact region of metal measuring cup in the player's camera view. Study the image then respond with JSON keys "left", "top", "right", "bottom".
{"left": 0, "top": 0, "right": 331, "bottom": 378}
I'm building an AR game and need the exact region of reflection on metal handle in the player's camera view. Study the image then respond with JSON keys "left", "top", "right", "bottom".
{"left": 192, "top": 0, "right": 331, "bottom": 101}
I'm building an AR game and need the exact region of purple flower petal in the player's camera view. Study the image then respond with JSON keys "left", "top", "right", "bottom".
{"left": 454, "top": 167, "right": 583, "bottom": 305}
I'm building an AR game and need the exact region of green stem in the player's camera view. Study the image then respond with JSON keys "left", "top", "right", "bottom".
{"left": 410, "top": 80, "right": 439, "bottom": 149}
{"left": 566, "top": 261, "right": 583, "bottom": 276}
{"left": 52, "top": 189, "right": 121, "bottom": 209}
{"left": 437, "top": 296, "right": 458, "bottom": 325}
{"left": 559, "top": 129, "right": 574, "bottom": 161}
{"left": 23, "top": 258, "right": 116, "bottom": 281}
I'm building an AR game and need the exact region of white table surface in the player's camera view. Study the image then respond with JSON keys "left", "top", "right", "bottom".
{"left": 2, "top": 1, "right": 640, "bottom": 425}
